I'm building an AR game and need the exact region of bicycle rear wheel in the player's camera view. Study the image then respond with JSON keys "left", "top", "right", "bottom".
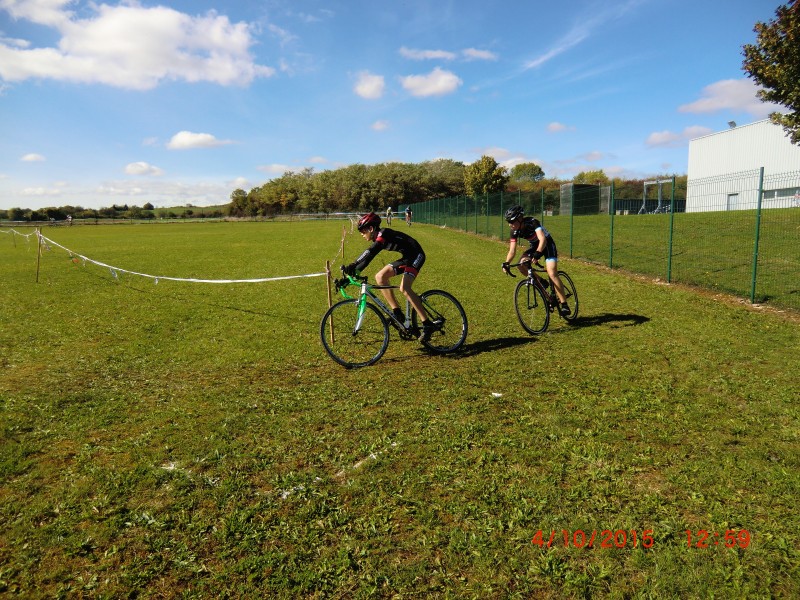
{"left": 412, "top": 290, "right": 468, "bottom": 353}
{"left": 320, "top": 300, "right": 389, "bottom": 368}
{"left": 514, "top": 279, "right": 550, "bottom": 335}
{"left": 557, "top": 271, "right": 579, "bottom": 321}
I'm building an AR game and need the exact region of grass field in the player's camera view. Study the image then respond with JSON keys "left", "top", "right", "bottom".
{"left": 424, "top": 208, "right": 800, "bottom": 311}
{"left": 1, "top": 221, "right": 799, "bottom": 598}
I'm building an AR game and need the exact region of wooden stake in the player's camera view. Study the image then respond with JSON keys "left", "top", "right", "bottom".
{"left": 35, "top": 227, "right": 42, "bottom": 283}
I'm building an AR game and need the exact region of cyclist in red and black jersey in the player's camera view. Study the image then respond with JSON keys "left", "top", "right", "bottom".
{"left": 501, "top": 205, "right": 571, "bottom": 317}
{"left": 344, "top": 212, "right": 438, "bottom": 341}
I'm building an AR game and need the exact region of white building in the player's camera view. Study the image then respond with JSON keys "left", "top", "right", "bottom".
{"left": 686, "top": 119, "right": 800, "bottom": 212}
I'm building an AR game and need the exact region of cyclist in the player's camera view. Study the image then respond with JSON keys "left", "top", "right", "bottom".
{"left": 501, "top": 205, "right": 571, "bottom": 317}
{"left": 404, "top": 205, "right": 412, "bottom": 226}
{"left": 344, "top": 212, "right": 439, "bottom": 341}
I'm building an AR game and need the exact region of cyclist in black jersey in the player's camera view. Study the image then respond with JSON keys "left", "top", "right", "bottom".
{"left": 344, "top": 212, "right": 438, "bottom": 341}
{"left": 501, "top": 205, "right": 571, "bottom": 317}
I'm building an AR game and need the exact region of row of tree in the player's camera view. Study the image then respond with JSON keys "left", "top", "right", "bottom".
{"left": 2, "top": 157, "right": 688, "bottom": 222}
{"left": 0, "top": 203, "right": 226, "bottom": 222}
{"left": 227, "top": 156, "right": 687, "bottom": 218}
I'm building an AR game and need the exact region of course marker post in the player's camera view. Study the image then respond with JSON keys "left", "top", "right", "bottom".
{"left": 35, "top": 227, "right": 42, "bottom": 283}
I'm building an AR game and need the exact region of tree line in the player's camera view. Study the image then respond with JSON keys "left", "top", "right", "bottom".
{"left": 227, "top": 156, "right": 687, "bottom": 218}
{"left": 2, "top": 156, "right": 687, "bottom": 222}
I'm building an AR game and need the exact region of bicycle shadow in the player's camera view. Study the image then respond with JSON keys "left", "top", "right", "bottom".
{"left": 437, "top": 336, "right": 537, "bottom": 358}
{"left": 567, "top": 313, "right": 650, "bottom": 328}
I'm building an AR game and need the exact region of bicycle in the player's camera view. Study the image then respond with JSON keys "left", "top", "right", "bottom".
{"left": 505, "top": 261, "right": 579, "bottom": 335}
{"left": 320, "top": 268, "right": 468, "bottom": 368}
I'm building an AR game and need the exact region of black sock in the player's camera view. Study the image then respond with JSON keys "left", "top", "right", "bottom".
{"left": 393, "top": 308, "right": 404, "bottom": 321}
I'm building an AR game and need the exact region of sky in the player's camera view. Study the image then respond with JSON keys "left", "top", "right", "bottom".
{"left": 0, "top": 0, "right": 786, "bottom": 210}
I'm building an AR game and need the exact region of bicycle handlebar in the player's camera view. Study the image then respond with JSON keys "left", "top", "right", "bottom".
{"left": 504, "top": 260, "right": 545, "bottom": 277}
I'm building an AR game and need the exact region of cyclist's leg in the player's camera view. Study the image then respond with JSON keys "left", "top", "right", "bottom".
{"left": 396, "top": 255, "right": 429, "bottom": 323}
{"left": 546, "top": 258, "right": 567, "bottom": 303}
{"left": 375, "top": 264, "right": 401, "bottom": 311}
{"left": 518, "top": 248, "right": 534, "bottom": 277}
{"left": 542, "top": 239, "right": 567, "bottom": 303}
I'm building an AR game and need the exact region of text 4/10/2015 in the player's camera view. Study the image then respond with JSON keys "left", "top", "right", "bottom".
{"left": 532, "top": 530, "right": 654, "bottom": 549}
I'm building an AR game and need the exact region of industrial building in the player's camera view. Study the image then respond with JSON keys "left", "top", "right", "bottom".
{"left": 686, "top": 119, "right": 800, "bottom": 212}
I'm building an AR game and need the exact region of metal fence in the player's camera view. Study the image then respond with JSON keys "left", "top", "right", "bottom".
{"left": 412, "top": 169, "right": 800, "bottom": 310}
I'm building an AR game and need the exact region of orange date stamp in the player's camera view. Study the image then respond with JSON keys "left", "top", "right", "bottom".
{"left": 532, "top": 529, "right": 654, "bottom": 549}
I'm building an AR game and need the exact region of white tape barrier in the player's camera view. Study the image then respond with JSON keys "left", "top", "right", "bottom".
{"left": 37, "top": 232, "right": 327, "bottom": 284}
{"left": 1, "top": 228, "right": 37, "bottom": 239}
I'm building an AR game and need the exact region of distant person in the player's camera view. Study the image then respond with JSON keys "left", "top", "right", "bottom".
{"left": 386, "top": 206, "right": 393, "bottom": 225}
{"left": 501, "top": 205, "right": 571, "bottom": 317}
{"left": 66, "top": 215, "right": 73, "bottom": 226}
{"left": 344, "top": 212, "right": 440, "bottom": 342}
{"left": 404, "top": 205, "right": 412, "bottom": 226}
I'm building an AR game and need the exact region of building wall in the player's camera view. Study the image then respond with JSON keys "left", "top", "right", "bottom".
{"left": 686, "top": 120, "right": 800, "bottom": 212}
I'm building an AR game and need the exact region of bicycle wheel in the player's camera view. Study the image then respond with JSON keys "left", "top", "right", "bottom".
{"left": 320, "top": 300, "right": 390, "bottom": 368}
{"left": 557, "top": 271, "right": 579, "bottom": 321}
{"left": 412, "top": 290, "right": 468, "bottom": 353}
{"left": 514, "top": 279, "right": 550, "bottom": 335}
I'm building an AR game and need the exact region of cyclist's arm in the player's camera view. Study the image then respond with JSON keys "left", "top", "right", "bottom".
{"left": 351, "top": 241, "right": 383, "bottom": 273}
{"left": 504, "top": 238, "right": 517, "bottom": 264}
{"left": 533, "top": 228, "right": 547, "bottom": 255}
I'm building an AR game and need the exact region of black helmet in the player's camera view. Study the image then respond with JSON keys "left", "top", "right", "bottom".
{"left": 504, "top": 205, "right": 524, "bottom": 222}
{"left": 357, "top": 212, "right": 381, "bottom": 231}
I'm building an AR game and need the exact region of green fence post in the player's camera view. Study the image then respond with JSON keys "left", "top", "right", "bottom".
{"left": 750, "top": 167, "right": 765, "bottom": 303}
{"left": 569, "top": 185, "right": 574, "bottom": 258}
{"left": 541, "top": 188, "right": 545, "bottom": 223}
{"left": 609, "top": 180, "right": 615, "bottom": 268}
{"left": 485, "top": 193, "right": 489, "bottom": 236}
{"left": 499, "top": 191, "right": 504, "bottom": 241}
{"left": 667, "top": 176, "right": 676, "bottom": 282}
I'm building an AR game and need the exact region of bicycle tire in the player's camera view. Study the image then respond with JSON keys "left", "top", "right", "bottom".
{"left": 412, "top": 289, "right": 468, "bottom": 353}
{"left": 514, "top": 279, "right": 550, "bottom": 335}
{"left": 320, "top": 299, "right": 390, "bottom": 368}
{"left": 557, "top": 271, "right": 579, "bottom": 321}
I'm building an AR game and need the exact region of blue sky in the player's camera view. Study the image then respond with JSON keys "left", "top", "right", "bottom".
{"left": 0, "top": 0, "right": 784, "bottom": 210}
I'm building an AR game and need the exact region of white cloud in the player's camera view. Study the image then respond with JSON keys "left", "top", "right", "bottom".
{"left": 547, "top": 122, "right": 575, "bottom": 133}
{"left": 399, "top": 46, "right": 457, "bottom": 61}
{"left": 308, "top": 156, "right": 328, "bottom": 164}
{"left": 125, "top": 161, "right": 164, "bottom": 176}
{"left": 462, "top": 48, "right": 497, "bottom": 61}
{"left": 257, "top": 163, "right": 299, "bottom": 175}
{"left": 645, "top": 125, "right": 713, "bottom": 148}
{"left": 166, "top": 131, "right": 233, "bottom": 150}
{"left": 400, "top": 67, "right": 462, "bottom": 98}
{"left": 267, "top": 23, "right": 297, "bottom": 47}
{"left": 21, "top": 153, "right": 46, "bottom": 161}
{"left": 0, "top": 2, "right": 275, "bottom": 90}
{"left": 524, "top": 1, "right": 643, "bottom": 70}
{"left": 229, "top": 176, "right": 250, "bottom": 189}
{"left": 678, "top": 79, "right": 782, "bottom": 119}
{"left": 371, "top": 120, "right": 389, "bottom": 131}
{"left": 22, "top": 186, "right": 61, "bottom": 196}
{"left": 354, "top": 71, "right": 385, "bottom": 99}
{"left": 399, "top": 46, "right": 496, "bottom": 62}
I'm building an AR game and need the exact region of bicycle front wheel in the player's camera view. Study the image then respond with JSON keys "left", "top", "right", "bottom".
{"left": 514, "top": 279, "right": 550, "bottom": 335}
{"left": 413, "top": 290, "right": 468, "bottom": 353}
{"left": 558, "top": 271, "right": 579, "bottom": 321}
{"left": 320, "top": 300, "right": 390, "bottom": 368}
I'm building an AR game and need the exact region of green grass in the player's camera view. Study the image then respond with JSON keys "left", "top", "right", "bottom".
{"left": 422, "top": 208, "right": 800, "bottom": 310}
{"left": 1, "top": 222, "right": 799, "bottom": 598}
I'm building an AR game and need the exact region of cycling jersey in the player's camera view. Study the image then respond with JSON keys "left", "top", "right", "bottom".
{"left": 351, "top": 228, "right": 426, "bottom": 276}
{"left": 511, "top": 217, "right": 558, "bottom": 261}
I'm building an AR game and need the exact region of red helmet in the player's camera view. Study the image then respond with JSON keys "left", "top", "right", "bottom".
{"left": 357, "top": 212, "right": 381, "bottom": 231}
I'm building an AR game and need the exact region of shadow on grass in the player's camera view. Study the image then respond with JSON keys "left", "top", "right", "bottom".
{"left": 444, "top": 336, "right": 537, "bottom": 358}
{"left": 568, "top": 313, "right": 650, "bottom": 328}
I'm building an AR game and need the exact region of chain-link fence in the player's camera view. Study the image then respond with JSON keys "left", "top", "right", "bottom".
{"left": 413, "top": 169, "right": 800, "bottom": 310}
